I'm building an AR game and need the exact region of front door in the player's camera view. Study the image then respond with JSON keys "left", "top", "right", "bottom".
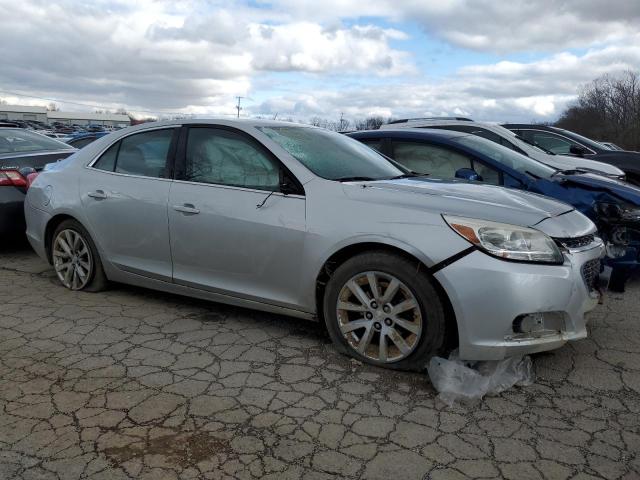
{"left": 168, "top": 126, "right": 306, "bottom": 309}
{"left": 80, "top": 127, "right": 178, "bottom": 281}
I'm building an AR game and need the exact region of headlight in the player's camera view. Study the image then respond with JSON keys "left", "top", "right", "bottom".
{"left": 595, "top": 202, "right": 640, "bottom": 222}
{"left": 443, "top": 215, "right": 564, "bottom": 264}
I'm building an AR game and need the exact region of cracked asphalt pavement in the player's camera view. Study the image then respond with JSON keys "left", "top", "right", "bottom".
{"left": 1, "top": 241, "right": 639, "bottom": 480}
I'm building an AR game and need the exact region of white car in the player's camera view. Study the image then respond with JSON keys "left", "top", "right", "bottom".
{"left": 381, "top": 118, "right": 625, "bottom": 179}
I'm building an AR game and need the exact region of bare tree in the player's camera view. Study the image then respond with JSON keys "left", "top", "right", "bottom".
{"left": 46, "top": 102, "right": 59, "bottom": 111}
{"left": 355, "top": 116, "right": 386, "bottom": 130}
{"left": 556, "top": 71, "right": 640, "bottom": 150}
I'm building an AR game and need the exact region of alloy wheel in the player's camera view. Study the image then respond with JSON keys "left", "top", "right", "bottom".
{"left": 52, "top": 229, "right": 93, "bottom": 290}
{"left": 336, "top": 271, "right": 423, "bottom": 363}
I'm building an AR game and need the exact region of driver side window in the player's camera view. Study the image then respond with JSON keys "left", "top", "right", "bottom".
{"left": 391, "top": 141, "right": 472, "bottom": 180}
{"left": 526, "top": 130, "right": 575, "bottom": 155}
{"left": 184, "top": 128, "right": 281, "bottom": 191}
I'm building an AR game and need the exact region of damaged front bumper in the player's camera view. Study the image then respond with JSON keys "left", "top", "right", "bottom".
{"left": 434, "top": 238, "right": 605, "bottom": 361}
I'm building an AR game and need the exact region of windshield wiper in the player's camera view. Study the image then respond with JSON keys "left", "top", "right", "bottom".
{"left": 516, "top": 134, "right": 555, "bottom": 155}
{"left": 551, "top": 168, "right": 587, "bottom": 177}
{"left": 524, "top": 170, "right": 541, "bottom": 179}
{"left": 335, "top": 176, "right": 376, "bottom": 182}
{"left": 390, "top": 171, "right": 429, "bottom": 179}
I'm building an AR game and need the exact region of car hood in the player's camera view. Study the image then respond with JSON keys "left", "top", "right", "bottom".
{"left": 356, "top": 177, "right": 573, "bottom": 227}
{"left": 590, "top": 150, "right": 640, "bottom": 174}
{"left": 553, "top": 172, "right": 640, "bottom": 205}
{"left": 545, "top": 154, "right": 625, "bottom": 177}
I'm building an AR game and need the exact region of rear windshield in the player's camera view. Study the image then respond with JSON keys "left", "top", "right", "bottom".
{"left": 0, "top": 129, "right": 72, "bottom": 154}
{"left": 257, "top": 126, "right": 405, "bottom": 180}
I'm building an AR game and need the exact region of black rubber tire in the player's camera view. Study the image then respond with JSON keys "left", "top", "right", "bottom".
{"left": 322, "top": 251, "right": 448, "bottom": 371}
{"left": 51, "top": 219, "right": 108, "bottom": 292}
{"left": 609, "top": 267, "right": 627, "bottom": 293}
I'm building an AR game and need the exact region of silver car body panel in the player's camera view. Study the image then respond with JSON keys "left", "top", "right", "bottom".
{"left": 26, "top": 119, "right": 603, "bottom": 360}
{"left": 381, "top": 120, "right": 625, "bottom": 177}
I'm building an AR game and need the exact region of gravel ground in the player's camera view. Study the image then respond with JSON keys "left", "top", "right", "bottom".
{"left": 0, "top": 241, "right": 639, "bottom": 480}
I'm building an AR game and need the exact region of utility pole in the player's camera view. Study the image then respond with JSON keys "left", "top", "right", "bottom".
{"left": 339, "top": 112, "right": 345, "bottom": 131}
{"left": 235, "top": 96, "right": 243, "bottom": 118}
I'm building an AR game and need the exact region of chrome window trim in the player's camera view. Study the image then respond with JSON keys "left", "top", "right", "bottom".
{"left": 80, "top": 168, "right": 174, "bottom": 183}
{"left": 172, "top": 178, "right": 305, "bottom": 198}
{"left": 519, "top": 129, "right": 597, "bottom": 155}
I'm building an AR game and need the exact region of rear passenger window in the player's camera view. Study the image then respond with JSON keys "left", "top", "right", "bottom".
{"left": 92, "top": 143, "right": 118, "bottom": 171}
{"left": 116, "top": 129, "right": 174, "bottom": 177}
{"left": 91, "top": 129, "right": 175, "bottom": 178}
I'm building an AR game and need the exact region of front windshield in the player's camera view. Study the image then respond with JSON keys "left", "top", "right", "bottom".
{"left": 0, "top": 129, "right": 73, "bottom": 154}
{"left": 454, "top": 134, "right": 557, "bottom": 179}
{"left": 257, "top": 126, "right": 406, "bottom": 180}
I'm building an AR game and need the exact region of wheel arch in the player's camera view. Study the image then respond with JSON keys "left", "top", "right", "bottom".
{"left": 44, "top": 213, "right": 84, "bottom": 263}
{"left": 314, "top": 241, "right": 458, "bottom": 352}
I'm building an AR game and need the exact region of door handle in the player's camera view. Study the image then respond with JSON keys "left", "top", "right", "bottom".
{"left": 173, "top": 203, "right": 200, "bottom": 214}
{"left": 88, "top": 190, "right": 108, "bottom": 199}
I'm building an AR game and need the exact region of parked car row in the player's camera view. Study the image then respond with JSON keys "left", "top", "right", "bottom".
{"left": 502, "top": 123, "right": 640, "bottom": 185}
{"left": 17, "top": 119, "right": 621, "bottom": 371}
{"left": 0, "top": 119, "right": 124, "bottom": 142}
{"left": 381, "top": 118, "right": 629, "bottom": 180}
{"left": 359, "top": 119, "right": 640, "bottom": 291}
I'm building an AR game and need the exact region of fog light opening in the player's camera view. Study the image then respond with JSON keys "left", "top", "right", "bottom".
{"left": 509, "top": 312, "right": 566, "bottom": 340}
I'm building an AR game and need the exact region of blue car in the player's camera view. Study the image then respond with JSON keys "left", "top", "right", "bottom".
{"left": 348, "top": 128, "right": 640, "bottom": 291}
{"left": 64, "top": 131, "right": 110, "bottom": 149}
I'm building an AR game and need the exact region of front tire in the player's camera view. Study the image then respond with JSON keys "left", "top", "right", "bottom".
{"left": 323, "top": 251, "right": 448, "bottom": 371}
{"left": 51, "top": 219, "right": 107, "bottom": 292}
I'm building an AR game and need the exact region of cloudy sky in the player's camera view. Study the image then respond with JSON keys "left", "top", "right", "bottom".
{"left": 1, "top": 0, "right": 639, "bottom": 123}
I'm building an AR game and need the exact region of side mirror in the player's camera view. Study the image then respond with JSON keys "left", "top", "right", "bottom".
{"left": 569, "top": 145, "right": 586, "bottom": 157}
{"left": 455, "top": 168, "right": 482, "bottom": 182}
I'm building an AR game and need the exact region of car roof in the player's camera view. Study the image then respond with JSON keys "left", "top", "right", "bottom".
{"left": 121, "top": 118, "right": 308, "bottom": 130}
{"left": 349, "top": 127, "right": 470, "bottom": 141}
{"left": 502, "top": 123, "right": 558, "bottom": 130}
{"left": 381, "top": 119, "right": 478, "bottom": 127}
{"left": 387, "top": 117, "right": 474, "bottom": 124}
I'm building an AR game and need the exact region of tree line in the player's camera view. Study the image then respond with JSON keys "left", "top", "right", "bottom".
{"left": 556, "top": 70, "right": 640, "bottom": 150}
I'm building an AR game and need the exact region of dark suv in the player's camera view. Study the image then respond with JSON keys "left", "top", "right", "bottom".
{"left": 503, "top": 124, "right": 640, "bottom": 185}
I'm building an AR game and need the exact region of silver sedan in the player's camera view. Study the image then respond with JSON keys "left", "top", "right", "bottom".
{"left": 25, "top": 119, "right": 604, "bottom": 370}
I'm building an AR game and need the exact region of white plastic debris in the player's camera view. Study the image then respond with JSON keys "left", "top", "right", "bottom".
{"left": 427, "top": 350, "right": 534, "bottom": 406}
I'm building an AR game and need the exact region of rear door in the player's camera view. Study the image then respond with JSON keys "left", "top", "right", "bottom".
{"left": 80, "top": 127, "right": 178, "bottom": 281}
{"left": 168, "top": 126, "right": 306, "bottom": 309}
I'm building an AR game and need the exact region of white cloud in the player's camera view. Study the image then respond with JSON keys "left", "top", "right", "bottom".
{"left": 251, "top": 39, "right": 640, "bottom": 122}
{"left": 0, "top": 0, "right": 639, "bottom": 122}
{"left": 269, "top": 0, "right": 640, "bottom": 53}
{"left": 0, "top": 0, "right": 413, "bottom": 114}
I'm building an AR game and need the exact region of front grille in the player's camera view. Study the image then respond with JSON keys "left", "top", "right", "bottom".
{"left": 581, "top": 258, "right": 601, "bottom": 292}
{"left": 555, "top": 234, "right": 595, "bottom": 250}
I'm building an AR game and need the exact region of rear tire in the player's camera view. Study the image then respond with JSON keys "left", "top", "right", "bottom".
{"left": 51, "top": 219, "right": 107, "bottom": 292}
{"left": 323, "top": 251, "right": 448, "bottom": 371}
